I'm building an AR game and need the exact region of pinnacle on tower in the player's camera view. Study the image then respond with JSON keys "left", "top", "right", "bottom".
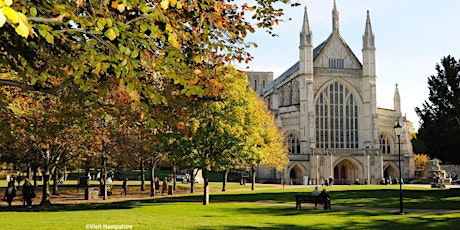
{"left": 394, "top": 84, "right": 401, "bottom": 113}
{"left": 363, "top": 10, "right": 375, "bottom": 49}
{"left": 300, "top": 6, "right": 312, "bottom": 46}
{"left": 332, "top": 0, "right": 339, "bottom": 32}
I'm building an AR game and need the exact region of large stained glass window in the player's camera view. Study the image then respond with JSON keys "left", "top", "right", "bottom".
{"left": 316, "top": 82, "right": 358, "bottom": 148}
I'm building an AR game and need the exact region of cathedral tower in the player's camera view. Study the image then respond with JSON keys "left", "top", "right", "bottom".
{"left": 362, "top": 10, "right": 379, "bottom": 148}
{"left": 299, "top": 6, "right": 315, "bottom": 152}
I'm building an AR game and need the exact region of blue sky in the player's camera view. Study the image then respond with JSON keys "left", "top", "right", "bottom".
{"left": 241, "top": 0, "right": 460, "bottom": 130}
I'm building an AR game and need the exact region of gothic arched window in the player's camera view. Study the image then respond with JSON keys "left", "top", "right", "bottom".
{"left": 315, "top": 82, "right": 359, "bottom": 148}
{"left": 279, "top": 87, "right": 285, "bottom": 106}
{"left": 287, "top": 133, "right": 301, "bottom": 154}
{"left": 379, "top": 134, "right": 391, "bottom": 154}
{"left": 292, "top": 80, "right": 300, "bottom": 104}
{"left": 284, "top": 83, "right": 291, "bottom": 106}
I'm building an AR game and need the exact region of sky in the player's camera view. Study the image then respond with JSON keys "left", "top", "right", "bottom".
{"left": 241, "top": 0, "right": 460, "bottom": 130}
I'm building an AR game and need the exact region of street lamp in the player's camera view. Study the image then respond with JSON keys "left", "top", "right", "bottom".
{"left": 394, "top": 121, "right": 403, "bottom": 215}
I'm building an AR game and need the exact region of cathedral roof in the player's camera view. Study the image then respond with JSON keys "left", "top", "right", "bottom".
{"left": 261, "top": 41, "right": 326, "bottom": 94}
{"left": 261, "top": 2, "right": 365, "bottom": 95}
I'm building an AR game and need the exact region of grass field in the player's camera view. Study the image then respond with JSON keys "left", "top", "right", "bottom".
{"left": 1, "top": 183, "right": 459, "bottom": 229}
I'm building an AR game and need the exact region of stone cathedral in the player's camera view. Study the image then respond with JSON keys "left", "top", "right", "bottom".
{"left": 246, "top": 3, "right": 415, "bottom": 185}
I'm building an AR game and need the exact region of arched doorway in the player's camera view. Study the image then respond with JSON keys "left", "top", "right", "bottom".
{"left": 289, "top": 165, "right": 303, "bottom": 185}
{"left": 333, "top": 158, "right": 362, "bottom": 185}
{"left": 384, "top": 163, "right": 399, "bottom": 184}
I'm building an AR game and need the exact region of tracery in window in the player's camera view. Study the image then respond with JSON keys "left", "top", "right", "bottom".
{"left": 329, "top": 58, "right": 344, "bottom": 69}
{"left": 283, "top": 83, "right": 291, "bottom": 105}
{"left": 379, "top": 134, "right": 391, "bottom": 154}
{"left": 279, "top": 87, "right": 284, "bottom": 106}
{"left": 287, "top": 133, "right": 301, "bottom": 154}
{"left": 316, "top": 82, "right": 359, "bottom": 148}
{"left": 292, "top": 80, "right": 300, "bottom": 104}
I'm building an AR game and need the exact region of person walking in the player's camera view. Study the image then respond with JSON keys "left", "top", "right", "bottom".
{"left": 162, "top": 177, "right": 168, "bottom": 195}
{"left": 4, "top": 181, "right": 16, "bottom": 207}
{"left": 22, "top": 179, "right": 35, "bottom": 208}
{"left": 154, "top": 177, "right": 160, "bottom": 194}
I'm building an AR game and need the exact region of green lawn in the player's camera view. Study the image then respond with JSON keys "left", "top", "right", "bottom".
{"left": 1, "top": 184, "right": 459, "bottom": 229}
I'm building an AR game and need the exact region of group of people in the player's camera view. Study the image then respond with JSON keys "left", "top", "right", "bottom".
{"left": 154, "top": 177, "right": 170, "bottom": 195}
{"left": 320, "top": 177, "right": 334, "bottom": 187}
{"left": 311, "top": 186, "right": 331, "bottom": 210}
{"left": 4, "top": 177, "right": 36, "bottom": 208}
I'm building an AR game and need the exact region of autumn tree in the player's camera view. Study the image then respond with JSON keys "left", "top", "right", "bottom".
{"left": 414, "top": 154, "right": 430, "bottom": 171}
{"left": 1, "top": 0, "right": 297, "bottom": 203}
{"left": 239, "top": 89, "right": 288, "bottom": 190}
{"left": 5, "top": 86, "right": 93, "bottom": 204}
{"left": 1, "top": 0, "right": 298, "bottom": 112}
{"left": 160, "top": 66, "right": 288, "bottom": 205}
{"left": 416, "top": 56, "right": 460, "bottom": 164}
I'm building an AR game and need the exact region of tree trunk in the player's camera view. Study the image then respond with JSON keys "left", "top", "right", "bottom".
{"left": 140, "top": 157, "right": 145, "bottom": 191}
{"left": 52, "top": 167, "right": 59, "bottom": 195}
{"left": 33, "top": 168, "right": 38, "bottom": 187}
{"left": 190, "top": 172, "right": 196, "bottom": 194}
{"left": 149, "top": 160, "right": 155, "bottom": 197}
{"left": 27, "top": 166, "right": 32, "bottom": 181}
{"left": 202, "top": 168, "right": 209, "bottom": 205}
{"left": 102, "top": 157, "right": 107, "bottom": 200}
{"left": 251, "top": 166, "right": 256, "bottom": 191}
{"left": 222, "top": 170, "right": 228, "bottom": 192}
{"left": 172, "top": 165, "right": 177, "bottom": 190}
{"left": 40, "top": 167, "right": 52, "bottom": 205}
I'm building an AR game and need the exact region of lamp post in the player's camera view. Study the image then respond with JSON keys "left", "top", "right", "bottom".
{"left": 394, "top": 121, "right": 403, "bottom": 215}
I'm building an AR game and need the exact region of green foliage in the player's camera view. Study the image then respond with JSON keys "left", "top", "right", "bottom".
{"left": 416, "top": 56, "right": 460, "bottom": 164}
{"left": 1, "top": 0, "right": 296, "bottom": 204}
{"left": 410, "top": 133, "right": 427, "bottom": 154}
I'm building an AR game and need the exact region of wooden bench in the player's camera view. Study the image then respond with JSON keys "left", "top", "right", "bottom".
{"left": 295, "top": 195, "right": 327, "bottom": 210}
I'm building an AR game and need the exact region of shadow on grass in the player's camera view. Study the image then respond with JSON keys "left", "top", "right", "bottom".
{"left": 196, "top": 208, "right": 460, "bottom": 230}
{"left": 0, "top": 199, "right": 167, "bottom": 212}
{"left": 2, "top": 187, "right": 459, "bottom": 213}
{"left": 168, "top": 187, "right": 460, "bottom": 210}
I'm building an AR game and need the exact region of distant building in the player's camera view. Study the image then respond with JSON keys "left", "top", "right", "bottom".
{"left": 247, "top": 2, "right": 415, "bottom": 185}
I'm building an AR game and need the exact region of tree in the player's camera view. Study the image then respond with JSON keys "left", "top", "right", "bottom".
{"left": 7, "top": 87, "right": 92, "bottom": 204}
{"left": 410, "top": 133, "right": 426, "bottom": 154}
{"left": 414, "top": 154, "right": 430, "bottom": 171}
{"left": 240, "top": 89, "right": 288, "bottom": 190}
{"left": 416, "top": 56, "right": 460, "bottom": 164}
{"left": 160, "top": 66, "right": 288, "bottom": 204}
{"left": 1, "top": 0, "right": 297, "bottom": 107}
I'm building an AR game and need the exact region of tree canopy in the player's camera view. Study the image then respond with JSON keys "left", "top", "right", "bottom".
{"left": 157, "top": 66, "right": 288, "bottom": 205}
{"left": 415, "top": 56, "right": 460, "bottom": 164}
{"left": 0, "top": 0, "right": 297, "bottom": 99}
{"left": 1, "top": 0, "right": 295, "bottom": 204}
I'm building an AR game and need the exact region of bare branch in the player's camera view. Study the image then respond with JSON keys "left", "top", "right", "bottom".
{"left": 27, "top": 15, "right": 65, "bottom": 23}
{"left": 0, "top": 77, "right": 74, "bottom": 95}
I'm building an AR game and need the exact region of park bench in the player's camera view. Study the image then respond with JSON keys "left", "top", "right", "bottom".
{"left": 295, "top": 195, "right": 328, "bottom": 210}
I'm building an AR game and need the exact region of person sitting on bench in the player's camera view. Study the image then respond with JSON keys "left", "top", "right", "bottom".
{"left": 311, "top": 186, "right": 321, "bottom": 209}
{"left": 319, "top": 188, "right": 331, "bottom": 210}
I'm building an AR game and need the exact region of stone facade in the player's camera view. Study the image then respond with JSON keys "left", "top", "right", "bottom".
{"left": 247, "top": 2, "right": 415, "bottom": 185}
